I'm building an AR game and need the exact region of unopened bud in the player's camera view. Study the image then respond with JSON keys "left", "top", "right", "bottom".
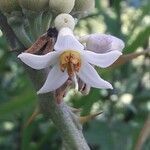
{"left": 80, "top": 34, "right": 125, "bottom": 53}
{"left": 49, "top": 0, "right": 75, "bottom": 14}
{"left": 0, "top": 0, "right": 21, "bottom": 13}
{"left": 19, "top": 0, "right": 49, "bottom": 12}
{"left": 54, "top": 13, "right": 75, "bottom": 31}
{"left": 74, "top": 0, "right": 95, "bottom": 15}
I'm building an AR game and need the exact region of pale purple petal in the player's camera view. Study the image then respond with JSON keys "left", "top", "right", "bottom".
{"left": 54, "top": 28, "right": 84, "bottom": 51}
{"left": 77, "top": 61, "right": 113, "bottom": 89}
{"left": 18, "top": 51, "right": 58, "bottom": 70}
{"left": 84, "top": 34, "right": 124, "bottom": 53}
{"left": 110, "top": 35, "right": 125, "bottom": 51}
{"left": 37, "top": 64, "right": 68, "bottom": 94}
{"left": 84, "top": 50, "right": 122, "bottom": 68}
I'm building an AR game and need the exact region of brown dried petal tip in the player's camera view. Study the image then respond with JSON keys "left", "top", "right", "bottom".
{"left": 25, "top": 28, "right": 58, "bottom": 54}
{"left": 54, "top": 79, "right": 72, "bottom": 104}
{"left": 25, "top": 34, "right": 49, "bottom": 54}
{"left": 42, "top": 38, "right": 55, "bottom": 54}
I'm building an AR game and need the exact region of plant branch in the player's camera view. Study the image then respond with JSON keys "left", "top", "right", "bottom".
{"left": 135, "top": 114, "right": 150, "bottom": 150}
{"left": 0, "top": 11, "right": 90, "bottom": 150}
{"left": 0, "top": 11, "right": 24, "bottom": 50}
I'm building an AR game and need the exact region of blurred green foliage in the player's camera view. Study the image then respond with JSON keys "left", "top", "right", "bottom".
{"left": 0, "top": 0, "right": 150, "bottom": 150}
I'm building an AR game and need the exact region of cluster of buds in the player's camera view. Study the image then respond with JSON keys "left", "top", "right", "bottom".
{"left": 0, "top": 0, "right": 95, "bottom": 48}
{"left": 0, "top": 0, "right": 95, "bottom": 15}
{"left": 0, "top": 0, "right": 21, "bottom": 13}
{"left": 19, "top": 0, "right": 49, "bottom": 12}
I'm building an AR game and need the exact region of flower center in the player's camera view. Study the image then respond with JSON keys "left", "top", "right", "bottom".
{"left": 59, "top": 50, "right": 81, "bottom": 77}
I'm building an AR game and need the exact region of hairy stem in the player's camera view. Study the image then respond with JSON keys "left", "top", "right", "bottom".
{"left": 0, "top": 11, "right": 90, "bottom": 150}
{"left": 0, "top": 11, "right": 23, "bottom": 50}
{"left": 39, "top": 93, "right": 90, "bottom": 150}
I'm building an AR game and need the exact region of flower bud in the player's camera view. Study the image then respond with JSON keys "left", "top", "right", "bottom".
{"left": 49, "top": 0, "right": 75, "bottom": 14}
{"left": 80, "top": 34, "right": 125, "bottom": 53}
{"left": 74, "top": 0, "right": 95, "bottom": 15}
{"left": 19, "top": 0, "right": 49, "bottom": 12}
{"left": 0, "top": 0, "right": 21, "bottom": 13}
{"left": 54, "top": 14, "right": 75, "bottom": 31}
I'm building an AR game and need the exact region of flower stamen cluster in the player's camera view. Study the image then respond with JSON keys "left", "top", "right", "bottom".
{"left": 59, "top": 50, "right": 81, "bottom": 77}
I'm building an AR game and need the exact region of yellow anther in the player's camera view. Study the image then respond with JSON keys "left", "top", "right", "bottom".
{"left": 59, "top": 50, "right": 81, "bottom": 77}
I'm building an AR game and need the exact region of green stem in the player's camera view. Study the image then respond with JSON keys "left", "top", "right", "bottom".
{"left": 5, "top": 11, "right": 33, "bottom": 48}
{"left": 27, "top": 14, "right": 40, "bottom": 41}
{"left": 38, "top": 94, "right": 90, "bottom": 150}
{"left": 41, "top": 11, "right": 52, "bottom": 34}
{"left": 11, "top": 24, "right": 32, "bottom": 48}
{"left": 35, "top": 13, "right": 43, "bottom": 37}
{"left": 24, "top": 10, "right": 43, "bottom": 41}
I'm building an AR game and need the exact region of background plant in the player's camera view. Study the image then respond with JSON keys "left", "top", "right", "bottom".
{"left": 0, "top": 0, "right": 150, "bottom": 150}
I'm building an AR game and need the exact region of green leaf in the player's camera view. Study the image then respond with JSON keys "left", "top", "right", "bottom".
{"left": 125, "top": 26, "right": 150, "bottom": 53}
{"left": 0, "top": 89, "right": 36, "bottom": 119}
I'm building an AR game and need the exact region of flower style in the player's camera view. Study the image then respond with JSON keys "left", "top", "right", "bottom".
{"left": 18, "top": 27, "right": 123, "bottom": 94}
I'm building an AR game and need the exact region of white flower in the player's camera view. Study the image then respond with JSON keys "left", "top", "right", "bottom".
{"left": 18, "top": 27, "right": 122, "bottom": 94}
{"left": 79, "top": 33, "right": 125, "bottom": 53}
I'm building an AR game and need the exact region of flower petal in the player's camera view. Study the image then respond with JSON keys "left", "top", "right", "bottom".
{"left": 54, "top": 28, "right": 84, "bottom": 51}
{"left": 77, "top": 61, "right": 113, "bottom": 89}
{"left": 18, "top": 51, "right": 58, "bottom": 70}
{"left": 37, "top": 64, "right": 68, "bottom": 94}
{"left": 84, "top": 50, "right": 122, "bottom": 68}
{"left": 81, "top": 34, "right": 124, "bottom": 53}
